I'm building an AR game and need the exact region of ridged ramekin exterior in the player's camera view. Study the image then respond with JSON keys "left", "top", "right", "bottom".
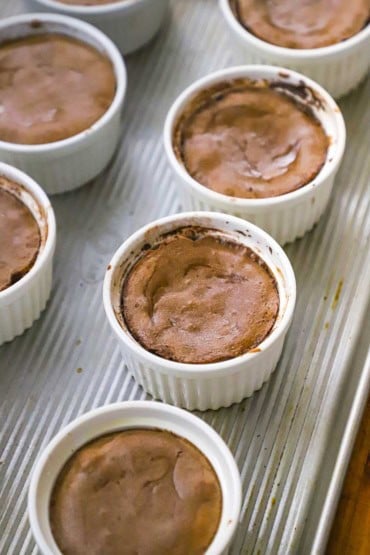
{"left": 219, "top": 0, "right": 370, "bottom": 98}
{"left": 28, "top": 402, "right": 242, "bottom": 555}
{"left": 26, "top": 0, "right": 169, "bottom": 55}
{"left": 103, "top": 212, "right": 296, "bottom": 411}
{"left": 0, "top": 259, "right": 52, "bottom": 345}
{"left": 233, "top": 47, "right": 370, "bottom": 99}
{"left": 0, "top": 163, "right": 56, "bottom": 346}
{"left": 0, "top": 117, "right": 121, "bottom": 195}
{"left": 0, "top": 14, "right": 127, "bottom": 195}
{"left": 164, "top": 65, "right": 346, "bottom": 246}
{"left": 121, "top": 337, "right": 285, "bottom": 411}
{"left": 177, "top": 174, "right": 335, "bottom": 246}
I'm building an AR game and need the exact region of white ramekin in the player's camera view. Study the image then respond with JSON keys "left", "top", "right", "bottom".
{"left": 25, "top": 0, "right": 169, "bottom": 55}
{"left": 0, "top": 13, "right": 127, "bottom": 194}
{"left": 103, "top": 212, "right": 296, "bottom": 411}
{"left": 219, "top": 0, "right": 370, "bottom": 98}
{"left": 28, "top": 401, "right": 242, "bottom": 555}
{"left": 0, "top": 162, "right": 56, "bottom": 346}
{"left": 164, "top": 65, "right": 346, "bottom": 246}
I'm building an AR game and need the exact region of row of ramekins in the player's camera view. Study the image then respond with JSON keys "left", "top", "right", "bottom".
{"left": 4, "top": 166, "right": 257, "bottom": 552}
{"left": 3, "top": 4, "right": 363, "bottom": 553}
{"left": 24, "top": 0, "right": 370, "bottom": 98}
{"left": 0, "top": 7, "right": 355, "bottom": 410}
{"left": 0, "top": 11, "right": 348, "bottom": 411}
{"left": 0, "top": 13, "right": 346, "bottom": 244}
{"left": 2, "top": 165, "right": 248, "bottom": 552}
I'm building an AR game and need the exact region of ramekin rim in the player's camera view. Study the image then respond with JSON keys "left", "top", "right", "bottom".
{"left": 0, "top": 162, "right": 56, "bottom": 302}
{"left": 28, "top": 401, "right": 242, "bottom": 555}
{"left": 163, "top": 64, "right": 346, "bottom": 210}
{"left": 219, "top": 0, "right": 370, "bottom": 59}
{"left": 0, "top": 12, "right": 127, "bottom": 153}
{"left": 28, "top": 0, "right": 151, "bottom": 15}
{"left": 103, "top": 211, "right": 296, "bottom": 376}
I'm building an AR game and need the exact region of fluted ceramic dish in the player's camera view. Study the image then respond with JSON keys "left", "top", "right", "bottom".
{"left": 164, "top": 65, "right": 346, "bottom": 245}
{"left": 103, "top": 211, "right": 296, "bottom": 410}
{"left": 219, "top": 0, "right": 370, "bottom": 98}
{"left": 0, "top": 13, "right": 126, "bottom": 194}
{"left": 25, "top": 0, "right": 169, "bottom": 54}
{"left": 0, "top": 162, "right": 56, "bottom": 345}
{"left": 28, "top": 401, "right": 242, "bottom": 555}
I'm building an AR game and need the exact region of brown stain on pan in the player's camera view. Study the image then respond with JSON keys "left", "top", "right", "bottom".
{"left": 30, "top": 20, "right": 43, "bottom": 29}
{"left": 332, "top": 279, "right": 344, "bottom": 310}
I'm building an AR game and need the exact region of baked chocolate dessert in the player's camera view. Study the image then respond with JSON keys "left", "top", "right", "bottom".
{"left": 122, "top": 227, "right": 279, "bottom": 364}
{"left": 0, "top": 34, "right": 116, "bottom": 144}
{"left": 173, "top": 79, "right": 329, "bottom": 199}
{"left": 0, "top": 179, "right": 41, "bottom": 292}
{"left": 50, "top": 429, "right": 222, "bottom": 555}
{"left": 231, "top": 0, "right": 369, "bottom": 49}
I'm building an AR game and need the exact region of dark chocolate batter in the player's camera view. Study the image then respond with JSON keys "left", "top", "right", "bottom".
{"left": 50, "top": 429, "right": 222, "bottom": 555}
{"left": 174, "top": 80, "right": 328, "bottom": 199}
{"left": 0, "top": 181, "right": 41, "bottom": 292}
{"left": 232, "top": 0, "right": 369, "bottom": 49}
{"left": 0, "top": 34, "right": 116, "bottom": 145}
{"left": 122, "top": 228, "right": 279, "bottom": 364}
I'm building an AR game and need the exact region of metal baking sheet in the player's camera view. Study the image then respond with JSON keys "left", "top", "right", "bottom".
{"left": 303, "top": 314, "right": 370, "bottom": 554}
{"left": 1, "top": 1, "right": 370, "bottom": 553}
